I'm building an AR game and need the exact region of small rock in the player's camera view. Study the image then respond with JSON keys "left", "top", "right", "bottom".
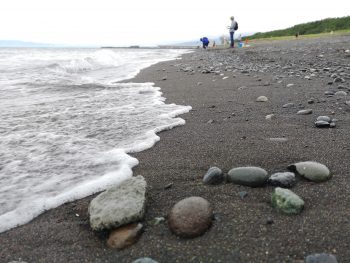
{"left": 316, "top": 116, "right": 332, "bottom": 122}
{"left": 335, "top": 91, "right": 347, "bottom": 96}
{"left": 227, "top": 167, "right": 268, "bottom": 187}
{"left": 107, "top": 223, "right": 143, "bottom": 250}
{"left": 256, "top": 96, "right": 268, "bottom": 102}
{"left": 286, "top": 83, "right": 295, "bottom": 88}
{"left": 265, "top": 114, "right": 276, "bottom": 120}
{"left": 283, "top": 103, "right": 295, "bottom": 108}
{"left": 305, "top": 253, "right": 338, "bottom": 263}
{"left": 297, "top": 109, "right": 313, "bottom": 115}
{"left": 203, "top": 167, "right": 224, "bottom": 185}
{"left": 268, "top": 172, "right": 296, "bottom": 188}
{"left": 271, "top": 188, "right": 304, "bottom": 214}
{"left": 308, "top": 99, "right": 315, "bottom": 104}
{"left": 89, "top": 175, "right": 146, "bottom": 231}
{"left": 207, "top": 119, "right": 215, "bottom": 124}
{"left": 330, "top": 122, "right": 336, "bottom": 128}
{"left": 325, "top": 91, "right": 335, "bottom": 96}
{"left": 168, "top": 197, "right": 213, "bottom": 238}
{"left": 162, "top": 76, "right": 167, "bottom": 81}
{"left": 269, "top": 138, "right": 288, "bottom": 143}
{"left": 132, "top": 257, "right": 159, "bottom": 263}
{"left": 164, "top": 183, "right": 173, "bottom": 189}
{"left": 238, "top": 191, "right": 248, "bottom": 199}
{"left": 288, "top": 161, "right": 331, "bottom": 182}
{"left": 266, "top": 217, "right": 274, "bottom": 225}
{"left": 315, "top": 121, "right": 330, "bottom": 128}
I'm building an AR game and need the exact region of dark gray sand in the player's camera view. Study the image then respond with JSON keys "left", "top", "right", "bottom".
{"left": 1, "top": 36, "right": 350, "bottom": 263}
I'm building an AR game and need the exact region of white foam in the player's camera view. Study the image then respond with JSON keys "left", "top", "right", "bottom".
{"left": 0, "top": 48, "right": 192, "bottom": 233}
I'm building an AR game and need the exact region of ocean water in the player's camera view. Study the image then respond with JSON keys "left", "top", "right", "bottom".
{"left": 0, "top": 48, "right": 191, "bottom": 233}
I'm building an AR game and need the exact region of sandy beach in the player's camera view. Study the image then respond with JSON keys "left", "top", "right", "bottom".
{"left": 1, "top": 35, "right": 350, "bottom": 263}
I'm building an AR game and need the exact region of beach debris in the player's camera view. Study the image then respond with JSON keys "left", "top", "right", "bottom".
{"left": 305, "top": 253, "right": 338, "bottom": 263}
{"left": 107, "top": 223, "right": 143, "bottom": 250}
{"left": 271, "top": 187, "right": 304, "bottom": 214}
{"left": 168, "top": 197, "right": 213, "bottom": 238}
{"left": 203, "top": 167, "right": 224, "bottom": 185}
{"left": 288, "top": 161, "right": 331, "bottom": 182}
{"left": 256, "top": 96, "right": 268, "bottom": 102}
{"left": 268, "top": 172, "right": 296, "bottom": 188}
{"left": 297, "top": 109, "right": 313, "bottom": 115}
{"left": 89, "top": 175, "right": 147, "bottom": 231}
{"left": 227, "top": 167, "right": 268, "bottom": 187}
{"left": 132, "top": 258, "right": 159, "bottom": 263}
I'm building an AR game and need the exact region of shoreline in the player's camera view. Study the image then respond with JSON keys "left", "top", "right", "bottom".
{"left": 1, "top": 35, "right": 350, "bottom": 262}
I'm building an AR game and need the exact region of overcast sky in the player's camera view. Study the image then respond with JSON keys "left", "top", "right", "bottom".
{"left": 1, "top": 0, "right": 349, "bottom": 46}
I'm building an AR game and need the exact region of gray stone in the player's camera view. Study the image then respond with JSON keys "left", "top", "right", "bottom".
{"left": 238, "top": 191, "right": 248, "bottom": 199}
{"left": 315, "top": 121, "right": 330, "bottom": 128}
{"left": 335, "top": 91, "right": 347, "bottom": 96}
{"left": 316, "top": 116, "right": 331, "bottom": 122}
{"left": 268, "top": 172, "right": 296, "bottom": 188}
{"left": 288, "top": 161, "right": 331, "bottom": 182}
{"left": 286, "top": 83, "right": 295, "bottom": 88}
{"left": 271, "top": 187, "right": 304, "bottom": 214}
{"left": 324, "top": 91, "right": 335, "bottom": 96}
{"left": 168, "top": 197, "right": 213, "bottom": 238}
{"left": 89, "top": 175, "right": 147, "bottom": 231}
{"left": 227, "top": 167, "right": 268, "bottom": 187}
{"left": 203, "top": 167, "right": 224, "bottom": 185}
{"left": 330, "top": 122, "right": 336, "bottom": 128}
{"left": 297, "top": 109, "right": 313, "bottom": 115}
{"left": 269, "top": 138, "right": 288, "bottom": 143}
{"left": 256, "top": 96, "right": 268, "bottom": 102}
{"left": 305, "top": 253, "right": 338, "bottom": 263}
{"left": 265, "top": 114, "right": 276, "bottom": 120}
{"left": 132, "top": 258, "right": 159, "bottom": 263}
{"left": 283, "top": 103, "right": 295, "bottom": 108}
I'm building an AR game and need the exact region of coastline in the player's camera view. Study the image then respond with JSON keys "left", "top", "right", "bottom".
{"left": 1, "top": 35, "right": 350, "bottom": 262}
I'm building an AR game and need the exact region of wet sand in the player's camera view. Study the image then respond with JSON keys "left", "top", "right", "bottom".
{"left": 1, "top": 35, "right": 350, "bottom": 263}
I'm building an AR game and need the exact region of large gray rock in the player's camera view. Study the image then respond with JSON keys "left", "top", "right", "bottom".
{"left": 271, "top": 187, "right": 304, "bottom": 214}
{"left": 89, "top": 175, "right": 147, "bottom": 231}
{"left": 168, "top": 197, "right": 213, "bottom": 238}
{"left": 227, "top": 167, "right": 268, "bottom": 187}
{"left": 203, "top": 167, "right": 224, "bottom": 185}
{"left": 288, "top": 161, "right": 331, "bottom": 182}
{"left": 305, "top": 253, "right": 338, "bottom": 263}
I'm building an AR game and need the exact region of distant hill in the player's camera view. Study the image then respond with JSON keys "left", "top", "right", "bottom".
{"left": 0, "top": 40, "right": 58, "bottom": 48}
{"left": 248, "top": 16, "right": 350, "bottom": 40}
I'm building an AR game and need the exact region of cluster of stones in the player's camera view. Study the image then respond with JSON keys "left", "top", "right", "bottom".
{"left": 203, "top": 161, "right": 331, "bottom": 215}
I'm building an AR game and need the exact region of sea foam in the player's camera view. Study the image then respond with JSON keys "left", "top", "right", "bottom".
{"left": 0, "top": 48, "right": 191, "bottom": 233}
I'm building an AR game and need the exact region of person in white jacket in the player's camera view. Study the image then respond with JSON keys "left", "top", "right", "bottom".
{"left": 228, "top": 16, "right": 238, "bottom": 48}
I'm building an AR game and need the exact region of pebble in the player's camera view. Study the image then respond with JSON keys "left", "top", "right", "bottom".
{"left": 256, "top": 96, "right": 268, "bottom": 102}
{"left": 325, "top": 91, "right": 335, "bottom": 96}
{"left": 268, "top": 172, "right": 296, "bottom": 188}
{"left": 288, "top": 161, "right": 331, "bottom": 182}
{"left": 149, "top": 217, "right": 165, "bottom": 226}
{"left": 297, "top": 109, "right": 313, "bottom": 115}
{"left": 265, "top": 114, "right": 276, "bottom": 120}
{"left": 315, "top": 121, "right": 330, "bottom": 128}
{"left": 107, "top": 223, "right": 143, "bottom": 250}
{"left": 305, "top": 253, "right": 338, "bottom": 263}
{"left": 266, "top": 217, "right": 274, "bottom": 225}
{"left": 286, "top": 83, "right": 295, "bottom": 88}
{"left": 316, "top": 116, "right": 332, "bottom": 122}
{"left": 227, "top": 167, "right": 268, "bottom": 187}
{"left": 269, "top": 138, "right": 288, "bottom": 142}
{"left": 308, "top": 99, "right": 315, "bottom": 104}
{"left": 168, "top": 197, "right": 213, "bottom": 238}
{"left": 335, "top": 91, "right": 347, "bottom": 96}
{"left": 283, "top": 103, "right": 295, "bottom": 108}
{"left": 132, "top": 258, "right": 159, "bottom": 263}
{"left": 238, "top": 191, "right": 248, "bottom": 199}
{"left": 203, "top": 167, "right": 224, "bottom": 185}
{"left": 271, "top": 187, "right": 304, "bottom": 214}
{"left": 207, "top": 119, "right": 215, "bottom": 124}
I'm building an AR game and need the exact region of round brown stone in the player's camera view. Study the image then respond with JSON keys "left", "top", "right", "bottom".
{"left": 168, "top": 196, "right": 213, "bottom": 238}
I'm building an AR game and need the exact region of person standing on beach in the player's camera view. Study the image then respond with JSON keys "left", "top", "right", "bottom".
{"left": 200, "top": 37, "right": 210, "bottom": 49}
{"left": 228, "top": 16, "right": 238, "bottom": 48}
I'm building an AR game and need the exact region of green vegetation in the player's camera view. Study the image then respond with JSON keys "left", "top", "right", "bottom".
{"left": 247, "top": 16, "right": 350, "bottom": 40}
